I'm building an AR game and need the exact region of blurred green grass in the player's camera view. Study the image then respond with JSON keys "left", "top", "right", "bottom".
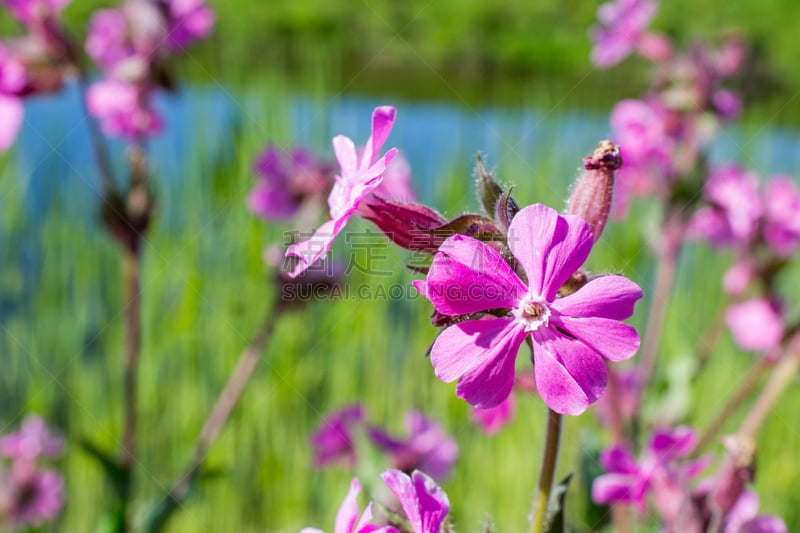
{"left": 1, "top": 72, "right": 799, "bottom": 533}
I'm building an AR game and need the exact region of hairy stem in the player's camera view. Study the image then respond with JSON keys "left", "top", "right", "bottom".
{"left": 529, "top": 409, "right": 562, "bottom": 533}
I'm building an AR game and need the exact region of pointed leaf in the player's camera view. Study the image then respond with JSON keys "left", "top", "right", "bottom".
{"left": 475, "top": 155, "right": 503, "bottom": 217}
{"left": 544, "top": 473, "right": 573, "bottom": 533}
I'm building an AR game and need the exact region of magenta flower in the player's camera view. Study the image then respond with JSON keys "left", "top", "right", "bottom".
{"left": 1, "top": 461, "right": 64, "bottom": 527}
{"left": 725, "top": 298, "right": 784, "bottom": 354}
{"left": 86, "top": 79, "right": 161, "bottom": 140}
{"left": 591, "top": 0, "right": 659, "bottom": 68}
{"left": 688, "top": 165, "right": 762, "bottom": 248}
{"left": 762, "top": 177, "right": 800, "bottom": 257}
{"left": 248, "top": 146, "right": 333, "bottom": 221}
{"left": 368, "top": 410, "right": 458, "bottom": 482}
{"left": 0, "top": 416, "right": 63, "bottom": 460}
{"left": 369, "top": 152, "right": 415, "bottom": 203}
{"left": 300, "top": 477, "right": 392, "bottom": 533}
{"left": 0, "top": 45, "right": 26, "bottom": 151}
{"left": 381, "top": 469, "right": 449, "bottom": 533}
{"left": 609, "top": 98, "right": 673, "bottom": 214}
{"left": 592, "top": 426, "right": 709, "bottom": 519}
{"left": 286, "top": 106, "right": 398, "bottom": 277}
{"left": 301, "top": 470, "right": 449, "bottom": 533}
{"left": 414, "top": 203, "right": 642, "bottom": 415}
{"left": 470, "top": 394, "right": 515, "bottom": 435}
{"left": 724, "top": 491, "right": 787, "bottom": 533}
{"left": 309, "top": 404, "right": 365, "bottom": 468}
{"left": 162, "top": 0, "right": 215, "bottom": 51}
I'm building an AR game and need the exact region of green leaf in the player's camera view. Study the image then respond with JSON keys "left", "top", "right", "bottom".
{"left": 474, "top": 154, "right": 503, "bottom": 217}
{"left": 80, "top": 439, "right": 129, "bottom": 501}
{"left": 544, "top": 473, "right": 573, "bottom": 533}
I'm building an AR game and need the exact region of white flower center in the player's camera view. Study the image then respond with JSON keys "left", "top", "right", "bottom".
{"left": 513, "top": 295, "right": 551, "bottom": 332}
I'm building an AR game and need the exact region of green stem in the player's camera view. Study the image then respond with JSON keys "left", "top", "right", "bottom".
{"left": 529, "top": 409, "right": 562, "bottom": 533}
{"left": 693, "top": 357, "right": 771, "bottom": 456}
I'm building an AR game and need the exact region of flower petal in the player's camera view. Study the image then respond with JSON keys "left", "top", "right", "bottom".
{"left": 381, "top": 470, "right": 449, "bottom": 533}
{"left": 333, "top": 135, "right": 358, "bottom": 180}
{"left": 592, "top": 473, "right": 641, "bottom": 506}
{"left": 599, "top": 444, "right": 639, "bottom": 474}
{"left": 455, "top": 321, "right": 527, "bottom": 409}
{"left": 421, "top": 234, "right": 526, "bottom": 316}
{"left": 532, "top": 329, "right": 607, "bottom": 415}
{"left": 0, "top": 95, "right": 24, "bottom": 151}
{"left": 556, "top": 316, "right": 640, "bottom": 362}
{"left": 552, "top": 275, "right": 643, "bottom": 320}
{"left": 508, "top": 205, "right": 594, "bottom": 300}
{"left": 430, "top": 318, "right": 518, "bottom": 384}
{"left": 362, "top": 106, "right": 396, "bottom": 170}
{"left": 334, "top": 478, "right": 363, "bottom": 533}
{"left": 285, "top": 219, "right": 342, "bottom": 278}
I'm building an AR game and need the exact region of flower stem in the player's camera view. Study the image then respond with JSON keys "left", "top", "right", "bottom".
{"left": 693, "top": 357, "right": 771, "bottom": 455}
{"left": 77, "top": 73, "right": 117, "bottom": 196}
{"left": 120, "top": 244, "right": 141, "bottom": 533}
{"left": 145, "top": 301, "right": 285, "bottom": 532}
{"left": 738, "top": 337, "right": 800, "bottom": 439}
{"left": 529, "top": 409, "right": 562, "bottom": 533}
{"left": 633, "top": 214, "right": 683, "bottom": 442}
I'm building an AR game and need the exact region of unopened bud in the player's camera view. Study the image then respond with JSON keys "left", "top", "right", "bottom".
{"left": 566, "top": 140, "right": 621, "bottom": 242}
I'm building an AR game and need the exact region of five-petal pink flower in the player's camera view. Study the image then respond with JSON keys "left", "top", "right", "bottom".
{"left": 414, "top": 203, "right": 642, "bottom": 415}
{"left": 286, "top": 106, "right": 398, "bottom": 277}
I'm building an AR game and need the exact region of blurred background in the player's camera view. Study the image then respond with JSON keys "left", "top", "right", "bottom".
{"left": 2, "top": 0, "right": 800, "bottom": 531}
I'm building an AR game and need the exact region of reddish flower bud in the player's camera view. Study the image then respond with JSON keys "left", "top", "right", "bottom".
{"left": 566, "top": 140, "right": 622, "bottom": 242}
{"left": 359, "top": 196, "right": 448, "bottom": 254}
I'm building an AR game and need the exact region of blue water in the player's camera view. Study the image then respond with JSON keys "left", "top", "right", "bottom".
{"left": 10, "top": 81, "right": 800, "bottom": 224}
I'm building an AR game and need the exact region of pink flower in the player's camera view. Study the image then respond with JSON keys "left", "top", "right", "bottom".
{"left": 162, "top": 0, "right": 215, "bottom": 51}
{"left": 300, "top": 477, "right": 394, "bottom": 533}
{"left": 286, "top": 106, "right": 398, "bottom": 277}
{"left": 591, "top": 0, "right": 659, "bottom": 68}
{"left": 470, "top": 394, "right": 515, "bottom": 435}
{"left": 724, "top": 491, "right": 786, "bottom": 533}
{"left": 309, "top": 404, "right": 365, "bottom": 468}
{"left": 762, "top": 177, "right": 800, "bottom": 257}
{"left": 592, "top": 426, "right": 709, "bottom": 519}
{"left": 0, "top": 44, "right": 26, "bottom": 151}
{"left": 688, "top": 165, "right": 762, "bottom": 247}
{"left": 1, "top": 0, "right": 70, "bottom": 25}
{"left": 369, "top": 152, "right": 415, "bottom": 203}
{"left": 86, "top": 79, "right": 161, "bottom": 140}
{"left": 0, "top": 416, "right": 63, "bottom": 460}
{"left": 301, "top": 470, "right": 449, "bottom": 533}
{"left": 368, "top": 410, "right": 458, "bottom": 482}
{"left": 0, "top": 461, "right": 64, "bottom": 527}
{"left": 609, "top": 98, "right": 673, "bottom": 214}
{"left": 381, "top": 470, "right": 449, "bottom": 533}
{"left": 725, "top": 298, "right": 784, "bottom": 354}
{"left": 248, "top": 146, "right": 333, "bottom": 221}
{"left": 414, "top": 203, "right": 642, "bottom": 415}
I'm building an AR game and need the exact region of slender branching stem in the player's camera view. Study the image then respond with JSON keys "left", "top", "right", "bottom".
{"left": 146, "top": 302, "right": 284, "bottom": 531}
{"left": 693, "top": 357, "right": 772, "bottom": 455}
{"left": 77, "top": 74, "right": 117, "bottom": 196}
{"left": 529, "top": 409, "right": 562, "bottom": 533}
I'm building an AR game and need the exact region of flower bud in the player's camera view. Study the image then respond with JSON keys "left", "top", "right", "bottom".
{"left": 566, "top": 140, "right": 621, "bottom": 242}
{"left": 359, "top": 196, "right": 448, "bottom": 254}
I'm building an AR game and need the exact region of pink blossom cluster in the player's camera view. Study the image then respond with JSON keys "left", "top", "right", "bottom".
{"left": 594, "top": 427, "right": 786, "bottom": 532}
{"left": 309, "top": 405, "right": 458, "bottom": 483}
{"left": 0, "top": 0, "right": 76, "bottom": 150}
{"left": 0, "top": 416, "right": 65, "bottom": 528}
{"left": 84, "top": 0, "right": 214, "bottom": 140}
